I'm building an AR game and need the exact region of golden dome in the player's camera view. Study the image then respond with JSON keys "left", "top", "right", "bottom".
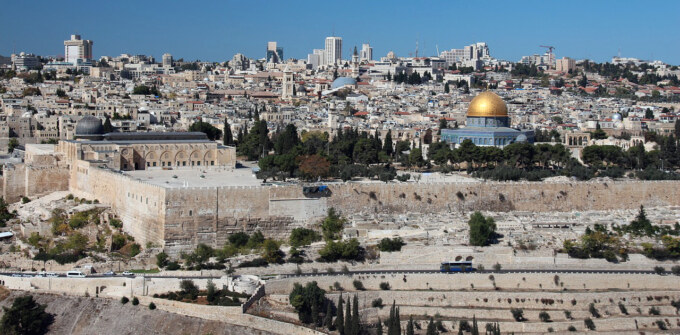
{"left": 467, "top": 91, "right": 508, "bottom": 117}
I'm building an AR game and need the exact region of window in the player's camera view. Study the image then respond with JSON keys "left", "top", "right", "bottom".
{"left": 197, "top": 161, "right": 200, "bottom": 166}
{"left": 211, "top": 161, "right": 214, "bottom": 166}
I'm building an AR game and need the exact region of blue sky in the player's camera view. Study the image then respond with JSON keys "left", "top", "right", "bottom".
{"left": 2, "top": 0, "right": 679, "bottom": 64}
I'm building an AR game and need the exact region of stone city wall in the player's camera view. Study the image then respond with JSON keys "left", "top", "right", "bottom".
{"left": 49, "top": 163, "right": 680, "bottom": 252}
{"left": 2, "top": 163, "right": 25, "bottom": 203}
{"left": 70, "top": 163, "right": 167, "bottom": 247}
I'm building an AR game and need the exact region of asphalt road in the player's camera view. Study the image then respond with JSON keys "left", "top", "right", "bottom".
{"left": 0, "top": 268, "right": 672, "bottom": 279}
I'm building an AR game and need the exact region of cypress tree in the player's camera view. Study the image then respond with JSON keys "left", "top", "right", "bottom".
{"left": 324, "top": 301, "right": 333, "bottom": 330}
{"left": 102, "top": 117, "right": 114, "bottom": 133}
{"left": 406, "top": 316, "right": 415, "bottom": 335}
{"left": 384, "top": 129, "right": 393, "bottom": 156}
{"left": 351, "top": 294, "right": 360, "bottom": 335}
{"left": 426, "top": 317, "right": 436, "bottom": 335}
{"left": 344, "top": 295, "right": 352, "bottom": 335}
{"left": 376, "top": 318, "right": 383, "bottom": 335}
{"left": 387, "top": 301, "right": 396, "bottom": 335}
{"left": 395, "top": 306, "right": 401, "bottom": 335}
{"left": 336, "top": 294, "right": 344, "bottom": 335}
{"left": 223, "top": 119, "right": 233, "bottom": 145}
{"left": 471, "top": 315, "right": 479, "bottom": 335}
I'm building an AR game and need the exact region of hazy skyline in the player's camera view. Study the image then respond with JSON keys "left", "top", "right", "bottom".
{"left": 2, "top": 0, "right": 679, "bottom": 64}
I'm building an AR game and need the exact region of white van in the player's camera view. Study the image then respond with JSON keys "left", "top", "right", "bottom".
{"left": 66, "top": 271, "right": 86, "bottom": 278}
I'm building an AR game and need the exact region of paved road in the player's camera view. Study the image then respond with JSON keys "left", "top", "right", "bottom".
{"left": 1, "top": 268, "right": 672, "bottom": 279}
{"left": 285, "top": 268, "right": 669, "bottom": 278}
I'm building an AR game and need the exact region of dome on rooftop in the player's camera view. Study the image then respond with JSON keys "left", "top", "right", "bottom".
{"left": 467, "top": 91, "right": 508, "bottom": 117}
{"left": 331, "top": 77, "right": 357, "bottom": 90}
{"left": 75, "top": 116, "right": 103, "bottom": 138}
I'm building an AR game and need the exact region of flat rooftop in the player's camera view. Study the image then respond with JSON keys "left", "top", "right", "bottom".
{"left": 124, "top": 166, "right": 262, "bottom": 188}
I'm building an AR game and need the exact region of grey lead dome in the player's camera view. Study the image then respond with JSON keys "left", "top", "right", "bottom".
{"left": 75, "top": 116, "right": 104, "bottom": 136}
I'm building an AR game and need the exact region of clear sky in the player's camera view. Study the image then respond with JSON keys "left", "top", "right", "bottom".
{"left": 2, "top": 0, "right": 679, "bottom": 64}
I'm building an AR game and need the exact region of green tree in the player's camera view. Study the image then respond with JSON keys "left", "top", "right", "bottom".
{"left": 321, "top": 208, "right": 346, "bottom": 241}
{"left": 262, "top": 239, "right": 283, "bottom": 264}
{"left": 8, "top": 138, "right": 19, "bottom": 153}
{"left": 468, "top": 211, "right": 497, "bottom": 246}
{"left": 102, "top": 117, "right": 114, "bottom": 133}
{"left": 383, "top": 130, "right": 394, "bottom": 157}
{"left": 0, "top": 295, "right": 53, "bottom": 335}
{"left": 336, "top": 295, "right": 344, "bottom": 335}
{"left": 406, "top": 316, "right": 415, "bottom": 335}
{"left": 155, "top": 252, "right": 169, "bottom": 268}
{"left": 289, "top": 281, "right": 327, "bottom": 324}
{"left": 223, "top": 119, "right": 234, "bottom": 145}
{"left": 444, "top": 82, "right": 450, "bottom": 93}
{"left": 188, "top": 120, "right": 221, "bottom": 141}
{"left": 289, "top": 228, "right": 321, "bottom": 247}
{"left": 133, "top": 85, "right": 151, "bottom": 95}
{"left": 351, "top": 294, "right": 360, "bottom": 335}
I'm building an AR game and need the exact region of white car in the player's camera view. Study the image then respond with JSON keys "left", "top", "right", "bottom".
{"left": 122, "top": 271, "right": 134, "bottom": 276}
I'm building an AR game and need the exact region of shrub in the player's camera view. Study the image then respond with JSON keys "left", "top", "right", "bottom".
{"left": 493, "top": 263, "right": 502, "bottom": 271}
{"left": 129, "top": 243, "right": 141, "bottom": 257}
{"left": 228, "top": 232, "right": 249, "bottom": 247}
{"left": 148, "top": 302, "right": 156, "bottom": 310}
{"left": 21, "top": 196, "right": 31, "bottom": 204}
{"left": 132, "top": 297, "right": 139, "bottom": 305}
{"left": 156, "top": 252, "right": 169, "bottom": 268}
{"left": 333, "top": 282, "right": 343, "bottom": 291}
{"left": 379, "top": 282, "right": 390, "bottom": 290}
{"left": 567, "top": 325, "right": 577, "bottom": 332}
{"left": 238, "top": 258, "right": 268, "bottom": 268}
{"left": 318, "top": 239, "right": 363, "bottom": 262}
{"left": 353, "top": 280, "right": 365, "bottom": 291}
{"left": 371, "top": 298, "right": 383, "bottom": 308}
{"left": 377, "top": 237, "right": 405, "bottom": 252}
{"left": 510, "top": 308, "right": 525, "bottom": 321}
{"left": 671, "top": 265, "right": 680, "bottom": 275}
{"left": 109, "top": 218, "right": 122, "bottom": 229}
{"left": 563, "top": 310, "right": 572, "bottom": 319}
{"left": 584, "top": 318, "right": 595, "bottom": 330}
{"left": 538, "top": 311, "right": 551, "bottom": 322}
{"left": 648, "top": 306, "right": 660, "bottom": 315}
{"left": 654, "top": 266, "right": 665, "bottom": 274}
{"left": 121, "top": 297, "right": 129, "bottom": 304}
{"left": 656, "top": 320, "right": 668, "bottom": 330}
{"left": 166, "top": 261, "right": 180, "bottom": 270}
{"left": 618, "top": 302, "right": 628, "bottom": 315}
{"left": 589, "top": 303, "right": 600, "bottom": 318}
{"left": 289, "top": 228, "right": 321, "bottom": 247}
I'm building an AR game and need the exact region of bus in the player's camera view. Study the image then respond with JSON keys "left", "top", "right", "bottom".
{"left": 440, "top": 261, "right": 475, "bottom": 273}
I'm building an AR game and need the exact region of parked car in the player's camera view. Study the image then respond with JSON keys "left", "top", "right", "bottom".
{"left": 66, "top": 271, "right": 86, "bottom": 278}
{"left": 121, "top": 271, "right": 133, "bottom": 276}
{"left": 103, "top": 271, "right": 115, "bottom": 276}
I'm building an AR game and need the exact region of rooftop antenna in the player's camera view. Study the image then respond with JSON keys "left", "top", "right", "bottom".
{"left": 436, "top": 44, "right": 439, "bottom": 56}
{"left": 415, "top": 40, "right": 419, "bottom": 58}
{"left": 618, "top": 48, "right": 621, "bottom": 58}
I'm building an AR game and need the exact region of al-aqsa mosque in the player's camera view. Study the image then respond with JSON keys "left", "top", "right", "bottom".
{"left": 440, "top": 91, "right": 534, "bottom": 147}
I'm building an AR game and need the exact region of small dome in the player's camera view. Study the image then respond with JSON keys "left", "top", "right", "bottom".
{"left": 331, "top": 77, "right": 357, "bottom": 90}
{"left": 467, "top": 91, "right": 508, "bottom": 117}
{"left": 516, "top": 134, "right": 528, "bottom": 142}
{"left": 75, "top": 116, "right": 103, "bottom": 137}
{"left": 612, "top": 113, "right": 622, "bottom": 121}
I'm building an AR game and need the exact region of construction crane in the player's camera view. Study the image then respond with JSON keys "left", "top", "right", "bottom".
{"left": 539, "top": 45, "right": 555, "bottom": 69}
{"left": 539, "top": 45, "right": 555, "bottom": 55}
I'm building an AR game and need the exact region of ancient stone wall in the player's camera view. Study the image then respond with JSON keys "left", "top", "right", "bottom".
{"left": 162, "top": 186, "right": 296, "bottom": 254}
{"left": 70, "top": 163, "right": 167, "bottom": 247}
{"left": 2, "top": 163, "right": 25, "bottom": 203}
{"left": 322, "top": 180, "right": 680, "bottom": 214}
{"left": 24, "top": 165, "right": 69, "bottom": 198}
